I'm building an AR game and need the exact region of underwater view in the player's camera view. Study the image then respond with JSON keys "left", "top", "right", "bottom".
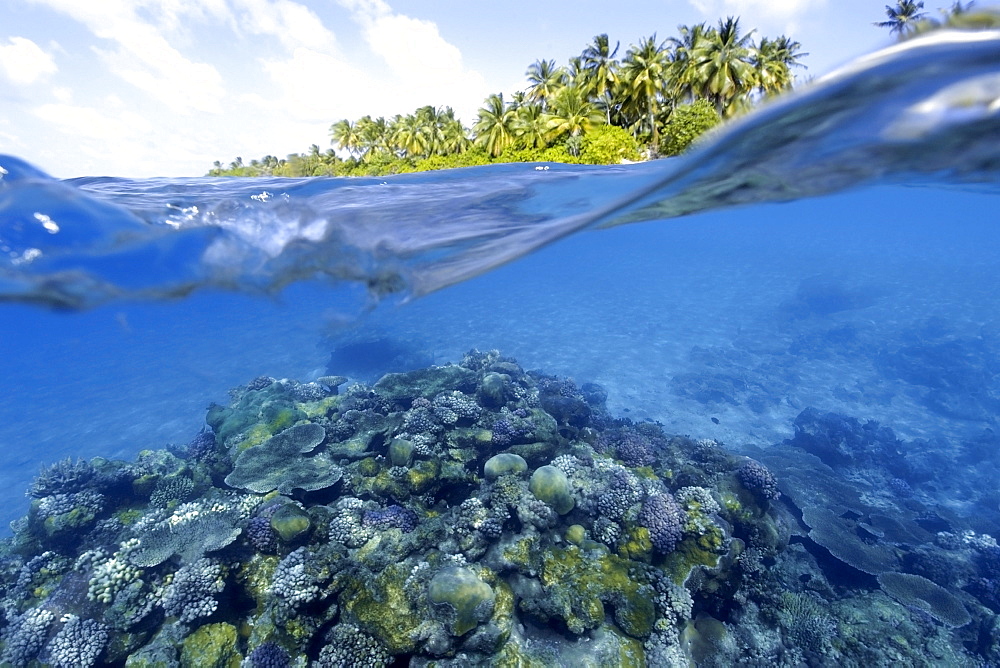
{"left": 2, "top": 27, "right": 1000, "bottom": 667}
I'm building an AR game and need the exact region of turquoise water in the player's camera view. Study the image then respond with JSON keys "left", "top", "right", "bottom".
{"left": 1, "top": 30, "right": 1000, "bottom": 665}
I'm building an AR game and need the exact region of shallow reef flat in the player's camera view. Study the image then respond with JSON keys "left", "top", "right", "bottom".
{"left": 0, "top": 351, "right": 991, "bottom": 666}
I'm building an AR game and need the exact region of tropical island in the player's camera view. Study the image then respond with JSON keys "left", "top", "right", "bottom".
{"left": 207, "top": 2, "right": 979, "bottom": 178}
{"left": 207, "top": 17, "right": 803, "bottom": 177}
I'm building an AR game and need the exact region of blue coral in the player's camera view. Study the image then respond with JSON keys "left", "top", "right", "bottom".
{"left": 315, "top": 624, "right": 391, "bottom": 667}
{"left": 639, "top": 493, "right": 684, "bottom": 553}
{"left": 270, "top": 547, "right": 322, "bottom": 609}
{"left": 402, "top": 406, "right": 439, "bottom": 434}
{"left": 491, "top": 412, "right": 533, "bottom": 448}
{"left": 245, "top": 376, "right": 276, "bottom": 392}
{"left": 433, "top": 391, "right": 482, "bottom": 424}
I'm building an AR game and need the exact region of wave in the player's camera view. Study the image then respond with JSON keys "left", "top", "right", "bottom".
{"left": 1, "top": 29, "right": 999, "bottom": 310}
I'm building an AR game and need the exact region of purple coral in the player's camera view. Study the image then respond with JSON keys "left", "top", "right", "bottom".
{"left": 247, "top": 515, "right": 278, "bottom": 553}
{"left": 245, "top": 376, "right": 275, "bottom": 392}
{"left": 613, "top": 431, "right": 654, "bottom": 467}
{"left": 185, "top": 430, "right": 216, "bottom": 460}
{"left": 639, "top": 493, "right": 684, "bottom": 553}
{"left": 491, "top": 414, "right": 532, "bottom": 448}
{"left": 246, "top": 641, "right": 290, "bottom": 668}
{"left": 738, "top": 459, "right": 780, "bottom": 501}
{"left": 491, "top": 419, "right": 516, "bottom": 447}
{"left": 402, "top": 406, "right": 438, "bottom": 434}
{"left": 247, "top": 503, "right": 281, "bottom": 552}
{"left": 363, "top": 505, "right": 419, "bottom": 533}
{"left": 597, "top": 470, "right": 643, "bottom": 520}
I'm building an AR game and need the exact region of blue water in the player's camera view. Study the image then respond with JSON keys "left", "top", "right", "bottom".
{"left": 2, "top": 29, "right": 1000, "bottom": 663}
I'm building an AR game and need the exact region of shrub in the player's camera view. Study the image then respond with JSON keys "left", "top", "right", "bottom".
{"left": 660, "top": 99, "right": 722, "bottom": 156}
{"left": 580, "top": 125, "right": 641, "bottom": 164}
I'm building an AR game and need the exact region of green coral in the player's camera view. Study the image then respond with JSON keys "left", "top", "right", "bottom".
{"left": 388, "top": 438, "right": 414, "bottom": 467}
{"left": 616, "top": 526, "right": 653, "bottom": 563}
{"left": 484, "top": 453, "right": 528, "bottom": 480}
{"left": 428, "top": 566, "right": 496, "bottom": 636}
{"left": 179, "top": 622, "right": 241, "bottom": 668}
{"left": 529, "top": 465, "right": 575, "bottom": 515}
{"left": 343, "top": 562, "right": 424, "bottom": 654}
{"left": 269, "top": 504, "right": 312, "bottom": 543}
{"left": 539, "top": 546, "right": 656, "bottom": 639}
{"left": 565, "top": 525, "right": 587, "bottom": 546}
{"left": 660, "top": 535, "right": 725, "bottom": 584}
{"left": 225, "top": 423, "right": 341, "bottom": 495}
{"left": 373, "top": 364, "right": 477, "bottom": 403}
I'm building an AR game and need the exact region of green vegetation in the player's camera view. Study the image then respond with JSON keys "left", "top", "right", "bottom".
{"left": 659, "top": 99, "right": 722, "bottom": 157}
{"left": 209, "top": 18, "right": 807, "bottom": 177}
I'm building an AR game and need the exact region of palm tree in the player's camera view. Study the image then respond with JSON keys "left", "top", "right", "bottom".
{"left": 580, "top": 34, "right": 620, "bottom": 119}
{"left": 946, "top": 0, "right": 976, "bottom": 14}
{"left": 330, "top": 119, "right": 362, "bottom": 157}
{"left": 545, "top": 86, "right": 604, "bottom": 141}
{"left": 526, "top": 59, "right": 568, "bottom": 110}
{"left": 355, "top": 116, "right": 392, "bottom": 161}
{"left": 667, "top": 23, "right": 712, "bottom": 105}
{"left": 512, "top": 102, "right": 550, "bottom": 149}
{"left": 618, "top": 35, "right": 670, "bottom": 143}
{"left": 392, "top": 112, "right": 427, "bottom": 158}
{"left": 439, "top": 109, "right": 471, "bottom": 155}
{"left": 875, "top": 1, "right": 929, "bottom": 36}
{"left": 473, "top": 93, "right": 517, "bottom": 157}
{"left": 692, "top": 17, "right": 757, "bottom": 116}
{"left": 754, "top": 36, "right": 807, "bottom": 96}
{"left": 567, "top": 56, "right": 588, "bottom": 87}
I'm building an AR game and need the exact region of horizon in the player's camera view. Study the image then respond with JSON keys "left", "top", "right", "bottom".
{"left": 1, "top": 0, "right": 900, "bottom": 178}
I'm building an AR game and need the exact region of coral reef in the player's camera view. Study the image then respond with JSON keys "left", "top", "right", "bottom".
{"left": 0, "top": 351, "right": 990, "bottom": 665}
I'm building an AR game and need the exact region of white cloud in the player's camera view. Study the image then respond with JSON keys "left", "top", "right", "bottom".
{"left": 34, "top": 102, "right": 154, "bottom": 141}
{"left": 0, "top": 37, "right": 58, "bottom": 85}
{"left": 256, "top": 47, "right": 370, "bottom": 122}
{"left": 231, "top": 0, "right": 337, "bottom": 51}
{"left": 31, "top": 100, "right": 223, "bottom": 176}
{"left": 29, "top": 0, "right": 226, "bottom": 113}
{"left": 337, "top": 0, "right": 490, "bottom": 123}
{"left": 687, "top": 0, "right": 822, "bottom": 34}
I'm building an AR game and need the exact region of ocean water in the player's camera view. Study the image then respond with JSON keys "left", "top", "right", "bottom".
{"left": 1, "top": 29, "right": 1000, "bottom": 665}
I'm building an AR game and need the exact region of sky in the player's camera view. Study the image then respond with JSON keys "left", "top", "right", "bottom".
{"left": 0, "top": 0, "right": 906, "bottom": 177}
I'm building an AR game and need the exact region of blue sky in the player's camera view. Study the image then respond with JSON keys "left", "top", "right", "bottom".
{"left": 0, "top": 0, "right": 908, "bottom": 177}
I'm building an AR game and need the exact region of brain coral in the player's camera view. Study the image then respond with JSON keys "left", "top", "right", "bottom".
{"left": 528, "top": 465, "right": 575, "bottom": 515}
